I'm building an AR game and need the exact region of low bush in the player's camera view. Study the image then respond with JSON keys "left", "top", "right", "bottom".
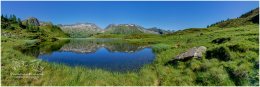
{"left": 206, "top": 46, "right": 231, "bottom": 61}
{"left": 228, "top": 44, "right": 248, "bottom": 53}
{"left": 211, "top": 37, "right": 231, "bottom": 44}
{"left": 249, "top": 48, "right": 259, "bottom": 54}
{"left": 248, "top": 37, "right": 259, "bottom": 43}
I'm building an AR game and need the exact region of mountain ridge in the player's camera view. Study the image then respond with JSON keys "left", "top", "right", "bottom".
{"left": 59, "top": 23, "right": 103, "bottom": 38}
{"left": 59, "top": 23, "right": 170, "bottom": 37}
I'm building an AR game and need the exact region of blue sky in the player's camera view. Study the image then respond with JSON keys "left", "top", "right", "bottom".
{"left": 1, "top": 1, "right": 259, "bottom": 30}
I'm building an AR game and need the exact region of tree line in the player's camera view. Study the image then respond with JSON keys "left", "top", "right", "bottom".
{"left": 1, "top": 14, "right": 39, "bottom": 32}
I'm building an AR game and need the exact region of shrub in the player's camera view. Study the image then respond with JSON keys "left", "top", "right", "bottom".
{"left": 206, "top": 46, "right": 231, "bottom": 61}
{"left": 248, "top": 37, "right": 259, "bottom": 43}
{"left": 50, "top": 37, "right": 58, "bottom": 42}
{"left": 228, "top": 44, "right": 248, "bottom": 53}
{"left": 249, "top": 48, "right": 259, "bottom": 54}
{"left": 212, "top": 37, "right": 231, "bottom": 44}
{"left": 186, "top": 38, "right": 192, "bottom": 43}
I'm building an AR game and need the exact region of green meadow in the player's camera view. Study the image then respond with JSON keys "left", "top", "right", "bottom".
{"left": 1, "top": 6, "right": 259, "bottom": 86}
{"left": 1, "top": 24, "right": 259, "bottom": 86}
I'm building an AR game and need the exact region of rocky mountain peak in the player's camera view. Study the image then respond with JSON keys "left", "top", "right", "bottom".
{"left": 118, "top": 24, "right": 137, "bottom": 27}
{"left": 61, "top": 23, "right": 101, "bottom": 30}
{"left": 23, "top": 17, "right": 40, "bottom": 26}
{"left": 59, "top": 23, "right": 102, "bottom": 38}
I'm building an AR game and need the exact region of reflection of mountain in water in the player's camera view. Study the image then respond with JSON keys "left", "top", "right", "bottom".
{"left": 60, "top": 39, "right": 148, "bottom": 53}
{"left": 18, "top": 39, "right": 150, "bottom": 57}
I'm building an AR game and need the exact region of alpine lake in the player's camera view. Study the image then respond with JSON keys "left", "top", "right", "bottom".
{"left": 19, "top": 38, "right": 156, "bottom": 72}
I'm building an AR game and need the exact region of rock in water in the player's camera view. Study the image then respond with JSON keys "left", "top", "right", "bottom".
{"left": 175, "top": 46, "right": 207, "bottom": 60}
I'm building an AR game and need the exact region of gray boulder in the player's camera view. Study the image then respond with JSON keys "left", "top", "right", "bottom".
{"left": 175, "top": 46, "right": 207, "bottom": 60}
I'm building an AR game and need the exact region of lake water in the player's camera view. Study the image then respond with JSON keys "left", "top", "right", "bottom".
{"left": 24, "top": 39, "right": 156, "bottom": 72}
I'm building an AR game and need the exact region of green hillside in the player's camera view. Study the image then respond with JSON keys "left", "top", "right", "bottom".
{"left": 209, "top": 8, "right": 259, "bottom": 28}
{"left": 1, "top": 15, "right": 68, "bottom": 40}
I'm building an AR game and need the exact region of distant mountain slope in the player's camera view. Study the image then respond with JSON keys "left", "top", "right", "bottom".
{"left": 147, "top": 27, "right": 172, "bottom": 34}
{"left": 104, "top": 24, "right": 159, "bottom": 34}
{"left": 105, "top": 24, "right": 144, "bottom": 34}
{"left": 209, "top": 8, "right": 259, "bottom": 28}
{"left": 59, "top": 23, "right": 102, "bottom": 38}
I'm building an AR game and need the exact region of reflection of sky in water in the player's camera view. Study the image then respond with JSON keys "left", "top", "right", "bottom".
{"left": 38, "top": 40, "right": 155, "bottom": 72}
